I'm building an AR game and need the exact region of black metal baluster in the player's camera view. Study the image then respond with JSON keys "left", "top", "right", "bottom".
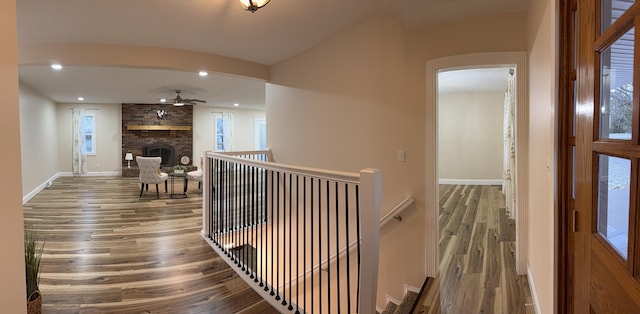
{"left": 243, "top": 163, "right": 248, "bottom": 272}
{"left": 295, "top": 174, "right": 300, "bottom": 314}
{"left": 287, "top": 173, "right": 292, "bottom": 309}
{"left": 252, "top": 165, "right": 258, "bottom": 281}
{"left": 269, "top": 169, "right": 274, "bottom": 294}
{"left": 335, "top": 181, "right": 340, "bottom": 313}
{"left": 318, "top": 179, "right": 322, "bottom": 314}
{"left": 310, "top": 178, "right": 314, "bottom": 314}
{"left": 326, "top": 180, "right": 331, "bottom": 313}
{"left": 345, "top": 184, "right": 351, "bottom": 313}
{"left": 302, "top": 176, "right": 306, "bottom": 314}
{"left": 275, "top": 171, "right": 281, "bottom": 301}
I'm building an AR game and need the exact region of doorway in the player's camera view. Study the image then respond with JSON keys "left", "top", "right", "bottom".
{"left": 424, "top": 52, "right": 529, "bottom": 279}
{"left": 436, "top": 67, "right": 521, "bottom": 312}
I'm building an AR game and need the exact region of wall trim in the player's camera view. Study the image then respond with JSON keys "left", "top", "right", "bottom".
{"left": 527, "top": 265, "right": 541, "bottom": 314}
{"left": 22, "top": 173, "right": 61, "bottom": 204}
{"left": 438, "top": 179, "right": 503, "bottom": 185}
{"left": 425, "top": 51, "right": 529, "bottom": 277}
{"left": 23, "top": 171, "right": 123, "bottom": 204}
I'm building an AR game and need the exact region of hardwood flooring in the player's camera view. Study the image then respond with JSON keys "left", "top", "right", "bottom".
{"left": 416, "top": 185, "right": 534, "bottom": 314}
{"left": 441, "top": 185, "right": 533, "bottom": 313}
{"left": 23, "top": 176, "right": 278, "bottom": 314}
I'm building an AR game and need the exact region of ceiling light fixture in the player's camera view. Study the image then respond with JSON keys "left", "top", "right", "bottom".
{"left": 174, "top": 102, "right": 184, "bottom": 107}
{"left": 51, "top": 64, "right": 62, "bottom": 70}
{"left": 160, "top": 98, "right": 167, "bottom": 103}
{"left": 198, "top": 71, "right": 208, "bottom": 77}
{"left": 240, "top": 0, "right": 269, "bottom": 13}
{"left": 233, "top": 103, "right": 240, "bottom": 107}
{"left": 77, "top": 97, "right": 84, "bottom": 101}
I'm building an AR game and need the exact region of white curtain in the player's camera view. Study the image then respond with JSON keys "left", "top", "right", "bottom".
{"left": 214, "top": 112, "right": 234, "bottom": 152}
{"left": 222, "top": 112, "right": 233, "bottom": 151}
{"left": 503, "top": 70, "right": 516, "bottom": 218}
{"left": 72, "top": 108, "right": 88, "bottom": 175}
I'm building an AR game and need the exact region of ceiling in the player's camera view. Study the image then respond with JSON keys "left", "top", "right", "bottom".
{"left": 16, "top": 0, "right": 529, "bottom": 107}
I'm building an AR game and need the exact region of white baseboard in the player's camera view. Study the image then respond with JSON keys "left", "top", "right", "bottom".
{"left": 385, "top": 295, "right": 401, "bottom": 306}
{"left": 527, "top": 265, "right": 541, "bottom": 314}
{"left": 438, "top": 179, "right": 502, "bottom": 185}
{"left": 23, "top": 171, "right": 123, "bottom": 204}
{"left": 404, "top": 284, "right": 421, "bottom": 294}
{"left": 23, "top": 173, "right": 61, "bottom": 204}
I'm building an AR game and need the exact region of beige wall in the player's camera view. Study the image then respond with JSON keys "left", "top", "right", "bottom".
{"left": 19, "top": 83, "right": 59, "bottom": 197}
{"left": 193, "top": 106, "right": 266, "bottom": 161}
{"left": 526, "top": 0, "right": 557, "bottom": 312}
{"left": 269, "top": 14, "right": 425, "bottom": 307}
{"left": 56, "top": 103, "right": 122, "bottom": 174}
{"left": 438, "top": 91, "right": 504, "bottom": 181}
{"left": 0, "top": 0, "right": 27, "bottom": 310}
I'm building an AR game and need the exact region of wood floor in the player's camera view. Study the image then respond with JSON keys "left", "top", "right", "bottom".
{"left": 416, "top": 185, "right": 534, "bottom": 314}
{"left": 23, "top": 176, "right": 278, "bottom": 314}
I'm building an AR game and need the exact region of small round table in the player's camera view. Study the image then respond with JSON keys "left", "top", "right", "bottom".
{"left": 169, "top": 172, "right": 187, "bottom": 199}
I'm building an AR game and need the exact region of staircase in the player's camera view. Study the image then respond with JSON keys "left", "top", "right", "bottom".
{"left": 378, "top": 281, "right": 429, "bottom": 314}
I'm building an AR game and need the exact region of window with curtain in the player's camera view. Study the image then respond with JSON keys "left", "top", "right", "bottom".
{"left": 214, "top": 112, "right": 233, "bottom": 151}
{"left": 83, "top": 112, "right": 96, "bottom": 155}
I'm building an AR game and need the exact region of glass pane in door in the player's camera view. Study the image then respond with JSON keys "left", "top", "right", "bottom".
{"left": 596, "top": 154, "right": 630, "bottom": 259}
{"left": 602, "top": 0, "right": 635, "bottom": 31}
{"left": 599, "top": 27, "right": 634, "bottom": 140}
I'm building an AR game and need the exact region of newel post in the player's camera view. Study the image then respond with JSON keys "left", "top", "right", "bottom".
{"left": 359, "top": 168, "right": 381, "bottom": 313}
{"left": 201, "top": 150, "right": 212, "bottom": 239}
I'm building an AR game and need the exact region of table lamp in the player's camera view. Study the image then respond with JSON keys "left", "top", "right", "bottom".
{"left": 125, "top": 153, "right": 133, "bottom": 168}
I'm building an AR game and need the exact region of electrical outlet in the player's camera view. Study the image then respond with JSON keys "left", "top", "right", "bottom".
{"left": 398, "top": 150, "right": 406, "bottom": 162}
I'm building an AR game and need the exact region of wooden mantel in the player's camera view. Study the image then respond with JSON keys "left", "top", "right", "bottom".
{"left": 127, "top": 125, "right": 191, "bottom": 131}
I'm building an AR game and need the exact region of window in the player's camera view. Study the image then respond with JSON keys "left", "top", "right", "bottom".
{"left": 214, "top": 112, "right": 233, "bottom": 151}
{"left": 254, "top": 119, "right": 266, "bottom": 150}
{"left": 83, "top": 112, "right": 96, "bottom": 155}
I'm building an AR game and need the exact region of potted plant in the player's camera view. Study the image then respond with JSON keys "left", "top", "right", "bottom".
{"left": 173, "top": 164, "right": 186, "bottom": 174}
{"left": 25, "top": 226, "right": 44, "bottom": 314}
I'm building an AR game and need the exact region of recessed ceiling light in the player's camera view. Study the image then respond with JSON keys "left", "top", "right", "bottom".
{"left": 160, "top": 98, "right": 167, "bottom": 103}
{"left": 77, "top": 97, "right": 84, "bottom": 101}
{"left": 51, "top": 64, "right": 62, "bottom": 70}
{"left": 233, "top": 103, "right": 239, "bottom": 107}
{"left": 198, "top": 71, "right": 208, "bottom": 77}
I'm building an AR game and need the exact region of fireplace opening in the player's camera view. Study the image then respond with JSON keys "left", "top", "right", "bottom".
{"left": 143, "top": 144, "right": 175, "bottom": 167}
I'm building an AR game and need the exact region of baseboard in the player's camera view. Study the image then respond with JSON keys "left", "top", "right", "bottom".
{"left": 385, "top": 295, "right": 401, "bottom": 306}
{"left": 23, "top": 171, "right": 123, "bottom": 204}
{"left": 438, "top": 179, "right": 502, "bottom": 185}
{"left": 23, "top": 173, "right": 61, "bottom": 204}
{"left": 404, "top": 284, "right": 421, "bottom": 294}
{"left": 527, "top": 265, "right": 541, "bottom": 314}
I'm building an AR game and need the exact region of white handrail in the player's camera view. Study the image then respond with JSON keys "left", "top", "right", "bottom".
{"left": 379, "top": 196, "right": 414, "bottom": 227}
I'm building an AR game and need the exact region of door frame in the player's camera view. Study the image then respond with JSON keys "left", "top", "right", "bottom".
{"left": 425, "top": 52, "right": 529, "bottom": 277}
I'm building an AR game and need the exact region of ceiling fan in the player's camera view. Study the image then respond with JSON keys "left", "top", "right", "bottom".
{"left": 163, "top": 90, "right": 206, "bottom": 106}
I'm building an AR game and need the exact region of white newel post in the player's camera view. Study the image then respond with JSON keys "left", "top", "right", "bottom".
{"left": 359, "top": 168, "right": 381, "bottom": 314}
{"left": 201, "top": 150, "right": 212, "bottom": 239}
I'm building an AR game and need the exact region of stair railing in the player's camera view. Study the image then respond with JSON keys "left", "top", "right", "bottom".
{"left": 201, "top": 150, "right": 381, "bottom": 314}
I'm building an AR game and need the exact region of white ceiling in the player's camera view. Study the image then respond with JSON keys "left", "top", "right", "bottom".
{"left": 16, "top": 0, "right": 529, "bottom": 106}
{"left": 438, "top": 68, "right": 512, "bottom": 94}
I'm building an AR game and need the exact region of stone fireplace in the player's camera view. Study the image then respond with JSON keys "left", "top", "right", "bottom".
{"left": 121, "top": 103, "right": 193, "bottom": 177}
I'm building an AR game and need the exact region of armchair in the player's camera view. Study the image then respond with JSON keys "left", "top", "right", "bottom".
{"left": 136, "top": 156, "right": 168, "bottom": 198}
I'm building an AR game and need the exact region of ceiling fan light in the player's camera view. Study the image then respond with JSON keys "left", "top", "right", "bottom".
{"left": 174, "top": 102, "right": 184, "bottom": 107}
{"left": 240, "top": 0, "right": 269, "bottom": 12}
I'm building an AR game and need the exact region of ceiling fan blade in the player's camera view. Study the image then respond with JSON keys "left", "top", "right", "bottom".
{"left": 183, "top": 98, "right": 206, "bottom": 103}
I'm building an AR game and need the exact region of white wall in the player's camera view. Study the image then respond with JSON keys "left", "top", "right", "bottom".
{"left": 56, "top": 103, "right": 122, "bottom": 174}
{"left": 19, "top": 83, "right": 59, "bottom": 198}
{"left": 526, "top": 0, "right": 557, "bottom": 312}
{"left": 438, "top": 91, "right": 504, "bottom": 182}
{"left": 0, "top": 0, "right": 27, "bottom": 310}
{"left": 193, "top": 106, "right": 266, "bottom": 162}
{"left": 269, "top": 14, "right": 425, "bottom": 308}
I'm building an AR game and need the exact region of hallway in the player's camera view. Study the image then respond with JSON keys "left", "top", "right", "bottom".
{"left": 436, "top": 185, "right": 534, "bottom": 313}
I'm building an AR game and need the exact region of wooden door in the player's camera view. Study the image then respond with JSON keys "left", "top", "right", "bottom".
{"left": 571, "top": 0, "right": 640, "bottom": 312}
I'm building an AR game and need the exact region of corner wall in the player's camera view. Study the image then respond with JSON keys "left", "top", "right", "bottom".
{"left": 19, "top": 83, "right": 59, "bottom": 199}
{"left": 526, "top": 0, "right": 558, "bottom": 312}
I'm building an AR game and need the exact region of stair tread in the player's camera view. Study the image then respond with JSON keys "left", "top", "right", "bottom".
{"left": 394, "top": 291, "right": 419, "bottom": 314}
{"left": 381, "top": 301, "right": 398, "bottom": 314}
